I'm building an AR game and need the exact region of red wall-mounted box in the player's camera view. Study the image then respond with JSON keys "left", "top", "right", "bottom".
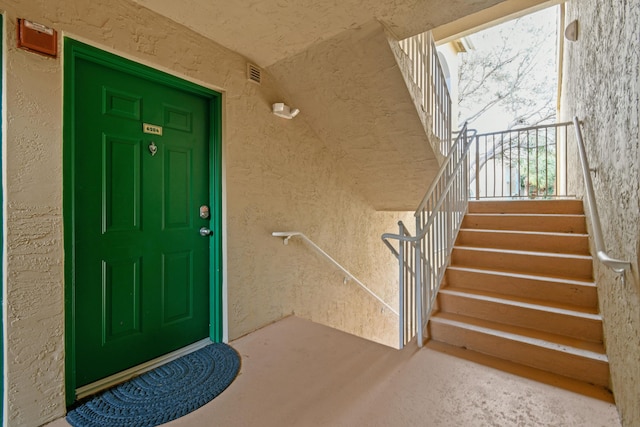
{"left": 17, "top": 19, "right": 57, "bottom": 58}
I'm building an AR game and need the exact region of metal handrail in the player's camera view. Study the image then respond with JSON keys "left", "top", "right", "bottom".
{"left": 383, "top": 125, "right": 475, "bottom": 244}
{"left": 382, "top": 221, "right": 416, "bottom": 347}
{"left": 382, "top": 124, "right": 473, "bottom": 347}
{"left": 476, "top": 121, "right": 573, "bottom": 137}
{"left": 472, "top": 122, "right": 572, "bottom": 199}
{"left": 572, "top": 117, "right": 631, "bottom": 275}
{"left": 272, "top": 231, "right": 399, "bottom": 315}
{"left": 416, "top": 128, "right": 478, "bottom": 215}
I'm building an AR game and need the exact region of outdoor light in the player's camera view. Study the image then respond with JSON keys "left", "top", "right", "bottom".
{"left": 565, "top": 20, "right": 578, "bottom": 41}
{"left": 272, "top": 102, "right": 300, "bottom": 119}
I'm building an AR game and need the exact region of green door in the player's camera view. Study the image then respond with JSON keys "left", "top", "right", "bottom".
{"left": 72, "top": 53, "right": 213, "bottom": 387}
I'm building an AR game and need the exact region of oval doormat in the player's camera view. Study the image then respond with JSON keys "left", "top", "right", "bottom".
{"left": 67, "top": 343, "right": 240, "bottom": 427}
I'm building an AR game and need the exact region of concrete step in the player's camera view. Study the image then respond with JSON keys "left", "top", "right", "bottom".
{"left": 468, "top": 199, "right": 584, "bottom": 214}
{"left": 428, "top": 312, "right": 610, "bottom": 387}
{"left": 451, "top": 246, "right": 593, "bottom": 281}
{"left": 437, "top": 288, "right": 603, "bottom": 342}
{"left": 443, "top": 266, "right": 598, "bottom": 309}
{"left": 461, "top": 213, "right": 587, "bottom": 233}
{"left": 425, "top": 340, "right": 614, "bottom": 402}
{"left": 432, "top": 199, "right": 609, "bottom": 391}
{"left": 455, "top": 229, "right": 590, "bottom": 255}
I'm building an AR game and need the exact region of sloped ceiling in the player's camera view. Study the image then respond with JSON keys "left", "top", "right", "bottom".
{"left": 130, "top": 0, "right": 509, "bottom": 67}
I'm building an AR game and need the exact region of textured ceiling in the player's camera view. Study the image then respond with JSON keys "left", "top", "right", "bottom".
{"left": 130, "top": 0, "right": 509, "bottom": 66}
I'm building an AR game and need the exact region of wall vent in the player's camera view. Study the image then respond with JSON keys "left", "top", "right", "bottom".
{"left": 247, "top": 63, "right": 262, "bottom": 85}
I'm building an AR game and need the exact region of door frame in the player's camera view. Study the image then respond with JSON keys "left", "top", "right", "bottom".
{"left": 63, "top": 38, "right": 223, "bottom": 406}
{"left": 0, "top": 14, "right": 4, "bottom": 424}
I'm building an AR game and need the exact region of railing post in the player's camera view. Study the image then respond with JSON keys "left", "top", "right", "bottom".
{"left": 425, "top": 35, "right": 431, "bottom": 126}
{"left": 398, "top": 222, "right": 405, "bottom": 349}
{"left": 475, "top": 134, "right": 480, "bottom": 200}
{"left": 415, "top": 216, "right": 423, "bottom": 347}
{"left": 465, "top": 130, "right": 470, "bottom": 205}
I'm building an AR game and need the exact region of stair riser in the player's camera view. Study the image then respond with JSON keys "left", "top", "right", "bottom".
{"left": 468, "top": 200, "right": 584, "bottom": 215}
{"left": 428, "top": 321, "right": 610, "bottom": 387}
{"left": 462, "top": 215, "right": 587, "bottom": 233}
{"left": 444, "top": 269, "right": 598, "bottom": 309}
{"left": 456, "top": 230, "right": 589, "bottom": 254}
{"left": 451, "top": 248, "right": 593, "bottom": 280}
{"left": 437, "top": 293, "right": 603, "bottom": 342}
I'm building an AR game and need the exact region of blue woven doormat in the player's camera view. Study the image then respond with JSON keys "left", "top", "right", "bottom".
{"left": 67, "top": 343, "right": 241, "bottom": 427}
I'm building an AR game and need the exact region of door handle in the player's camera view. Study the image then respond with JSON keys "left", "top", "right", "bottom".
{"left": 199, "top": 227, "right": 213, "bottom": 237}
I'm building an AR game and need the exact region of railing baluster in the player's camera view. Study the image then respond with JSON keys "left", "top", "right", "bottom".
{"left": 398, "top": 221, "right": 406, "bottom": 348}
{"left": 470, "top": 122, "right": 573, "bottom": 200}
{"left": 394, "top": 31, "right": 452, "bottom": 152}
{"left": 545, "top": 127, "right": 549, "bottom": 197}
{"left": 475, "top": 135, "right": 480, "bottom": 199}
{"left": 383, "top": 126, "right": 473, "bottom": 348}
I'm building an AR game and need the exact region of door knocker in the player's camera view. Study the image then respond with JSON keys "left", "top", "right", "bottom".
{"left": 148, "top": 141, "right": 158, "bottom": 156}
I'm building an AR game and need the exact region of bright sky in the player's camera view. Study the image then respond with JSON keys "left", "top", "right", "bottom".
{"left": 457, "top": 6, "right": 559, "bottom": 133}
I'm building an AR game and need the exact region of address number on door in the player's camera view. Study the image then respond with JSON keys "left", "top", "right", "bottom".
{"left": 143, "top": 123, "right": 163, "bottom": 136}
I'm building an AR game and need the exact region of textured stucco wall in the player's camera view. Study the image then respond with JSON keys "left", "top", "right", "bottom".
{"left": 560, "top": 1, "right": 640, "bottom": 425}
{"left": 130, "top": 0, "right": 510, "bottom": 66}
{"left": 2, "top": 1, "right": 411, "bottom": 425}
{"left": 267, "top": 22, "right": 440, "bottom": 211}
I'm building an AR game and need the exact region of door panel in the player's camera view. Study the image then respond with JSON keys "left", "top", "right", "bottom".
{"left": 164, "top": 148, "right": 192, "bottom": 228}
{"left": 103, "top": 135, "right": 142, "bottom": 232}
{"left": 73, "top": 57, "right": 211, "bottom": 387}
{"left": 162, "top": 251, "right": 193, "bottom": 324}
{"left": 103, "top": 257, "right": 142, "bottom": 341}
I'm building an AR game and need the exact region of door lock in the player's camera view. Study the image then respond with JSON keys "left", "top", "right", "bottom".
{"left": 199, "top": 227, "right": 213, "bottom": 237}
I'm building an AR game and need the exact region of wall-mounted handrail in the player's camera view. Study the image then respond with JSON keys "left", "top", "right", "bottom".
{"left": 573, "top": 117, "right": 631, "bottom": 275}
{"left": 272, "top": 231, "right": 399, "bottom": 316}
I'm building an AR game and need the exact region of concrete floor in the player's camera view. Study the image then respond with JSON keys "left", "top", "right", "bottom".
{"left": 48, "top": 316, "right": 621, "bottom": 427}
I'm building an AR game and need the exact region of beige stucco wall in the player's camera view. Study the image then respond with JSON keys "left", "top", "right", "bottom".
{"left": 560, "top": 1, "right": 640, "bottom": 426}
{"left": 267, "top": 22, "right": 440, "bottom": 211}
{"left": 2, "top": 1, "right": 413, "bottom": 425}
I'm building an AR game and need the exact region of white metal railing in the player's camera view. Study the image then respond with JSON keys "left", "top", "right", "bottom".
{"left": 472, "top": 122, "right": 572, "bottom": 199}
{"left": 382, "top": 125, "right": 474, "bottom": 348}
{"left": 572, "top": 117, "right": 631, "bottom": 276}
{"left": 382, "top": 221, "right": 416, "bottom": 347}
{"left": 272, "top": 232, "right": 398, "bottom": 316}
{"left": 473, "top": 118, "right": 630, "bottom": 275}
{"left": 398, "top": 31, "right": 453, "bottom": 155}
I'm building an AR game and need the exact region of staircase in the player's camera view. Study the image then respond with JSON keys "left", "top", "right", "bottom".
{"left": 427, "top": 199, "right": 611, "bottom": 397}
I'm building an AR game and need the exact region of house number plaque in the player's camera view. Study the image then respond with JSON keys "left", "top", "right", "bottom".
{"left": 143, "top": 123, "right": 163, "bottom": 136}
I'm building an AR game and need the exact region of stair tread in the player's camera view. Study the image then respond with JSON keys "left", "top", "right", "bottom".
{"left": 467, "top": 200, "right": 585, "bottom": 216}
{"left": 430, "top": 312, "right": 607, "bottom": 360}
{"left": 465, "top": 213, "right": 586, "bottom": 218}
{"left": 439, "top": 287, "right": 600, "bottom": 316}
{"left": 446, "top": 266, "right": 596, "bottom": 287}
{"left": 459, "top": 228, "right": 589, "bottom": 238}
{"left": 455, "top": 229, "right": 590, "bottom": 255}
{"left": 424, "top": 341, "right": 614, "bottom": 403}
{"left": 453, "top": 245, "right": 592, "bottom": 260}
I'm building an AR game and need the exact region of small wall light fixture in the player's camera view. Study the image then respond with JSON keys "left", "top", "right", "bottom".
{"left": 272, "top": 102, "right": 300, "bottom": 119}
{"left": 565, "top": 19, "right": 578, "bottom": 42}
